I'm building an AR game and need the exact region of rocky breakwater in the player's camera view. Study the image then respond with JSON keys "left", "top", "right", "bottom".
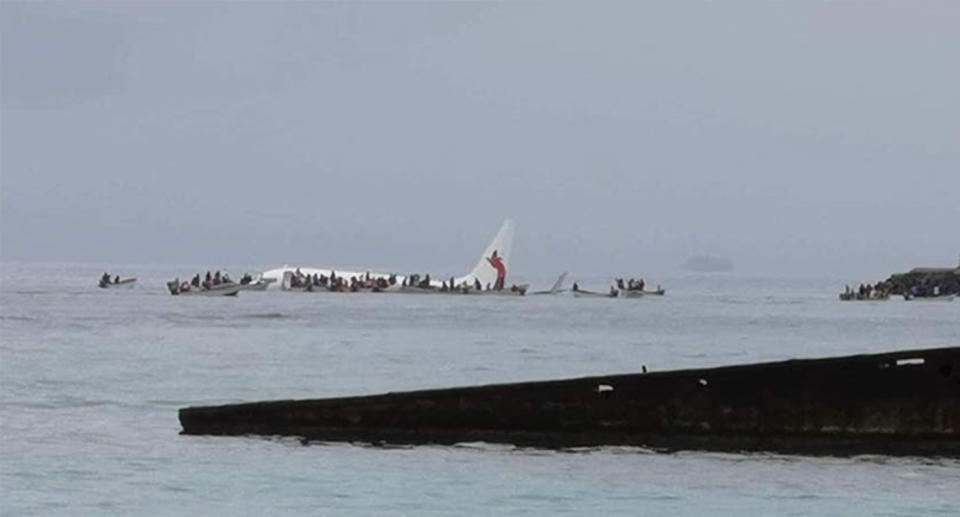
{"left": 885, "top": 264, "right": 960, "bottom": 295}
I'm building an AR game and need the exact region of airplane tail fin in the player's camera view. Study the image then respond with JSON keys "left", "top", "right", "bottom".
{"left": 456, "top": 219, "right": 515, "bottom": 289}
{"left": 549, "top": 272, "right": 568, "bottom": 293}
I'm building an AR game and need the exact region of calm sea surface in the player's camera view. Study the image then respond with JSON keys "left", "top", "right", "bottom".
{"left": 2, "top": 262, "right": 959, "bottom": 516}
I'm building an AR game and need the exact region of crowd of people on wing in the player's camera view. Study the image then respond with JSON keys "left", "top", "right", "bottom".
{"left": 287, "top": 269, "right": 524, "bottom": 294}
{"left": 289, "top": 269, "right": 397, "bottom": 292}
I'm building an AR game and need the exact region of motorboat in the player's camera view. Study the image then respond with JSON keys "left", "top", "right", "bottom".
{"left": 166, "top": 279, "right": 239, "bottom": 297}
{"left": 839, "top": 292, "right": 890, "bottom": 301}
{"left": 98, "top": 277, "right": 136, "bottom": 289}
{"left": 903, "top": 294, "right": 955, "bottom": 302}
{"left": 572, "top": 286, "right": 617, "bottom": 298}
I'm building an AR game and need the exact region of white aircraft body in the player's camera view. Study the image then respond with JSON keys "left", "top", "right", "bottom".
{"left": 260, "top": 220, "right": 516, "bottom": 290}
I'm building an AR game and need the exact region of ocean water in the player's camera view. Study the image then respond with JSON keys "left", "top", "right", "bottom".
{"left": 2, "top": 262, "right": 959, "bottom": 516}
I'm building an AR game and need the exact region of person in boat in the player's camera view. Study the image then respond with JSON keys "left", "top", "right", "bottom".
{"left": 474, "top": 278, "right": 482, "bottom": 291}
{"left": 101, "top": 272, "right": 111, "bottom": 285}
{"left": 572, "top": 282, "right": 580, "bottom": 292}
{"left": 486, "top": 282, "right": 491, "bottom": 291}
{"left": 417, "top": 275, "right": 431, "bottom": 289}
{"left": 617, "top": 278, "right": 625, "bottom": 290}
{"left": 638, "top": 278, "right": 645, "bottom": 291}
{"left": 440, "top": 281, "right": 449, "bottom": 292}
{"left": 192, "top": 274, "right": 201, "bottom": 287}
{"left": 113, "top": 275, "right": 120, "bottom": 284}
{"left": 610, "top": 286, "right": 618, "bottom": 297}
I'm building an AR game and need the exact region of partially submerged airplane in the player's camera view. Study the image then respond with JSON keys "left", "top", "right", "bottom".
{"left": 261, "top": 220, "right": 521, "bottom": 292}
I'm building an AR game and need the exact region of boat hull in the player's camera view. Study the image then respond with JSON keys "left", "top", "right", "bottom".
{"left": 573, "top": 290, "right": 616, "bottom": 298}
{"left": 904, "top": 295, "right": 955, "bottom": 302}
{"left": 98, "top": 278, "right": 136, "bottom": 288}
{"left": 167, "top": 280, "right": 239, "bottom": 296}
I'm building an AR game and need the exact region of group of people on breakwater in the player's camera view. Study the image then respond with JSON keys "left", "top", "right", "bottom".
{"left": 840, "top": 282, "right": 892, "bottom": 301}
{"left": 840, "top": 276, "right": 957, "bottom": 301}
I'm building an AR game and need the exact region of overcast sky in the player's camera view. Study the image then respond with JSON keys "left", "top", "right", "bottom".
{"left": 2, "top": 1, "right": 958, "bottom": 278}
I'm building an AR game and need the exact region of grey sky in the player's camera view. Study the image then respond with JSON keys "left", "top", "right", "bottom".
{"left": 2, "top": 1, "right": 958, "bottom": 278}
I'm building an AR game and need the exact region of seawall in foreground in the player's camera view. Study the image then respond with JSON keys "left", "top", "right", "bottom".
{"left": 180, "top": 347, "right": 960, "bottom": 456}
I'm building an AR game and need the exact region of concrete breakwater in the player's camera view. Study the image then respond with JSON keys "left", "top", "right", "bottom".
{"left": 180, "top": 347, "right": 960, "bottom": 457}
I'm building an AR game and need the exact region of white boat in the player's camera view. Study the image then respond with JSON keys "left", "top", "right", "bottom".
{"left": 839, "top": 292, "right": 890, "bottom": 301}
{"left": 619, "top": 288, "right": 665, "bottom": 298}
{"left": 572, "top": 286, "right": 617, "bottom": 298}
{"left": 166, "top": 279, "right": 239, "bottom": 297}
{"left": 903, "top": 294, "right": 955, "bottom": 302}
{"left": 99, "top": 277, "right": 136, "bottom": 288}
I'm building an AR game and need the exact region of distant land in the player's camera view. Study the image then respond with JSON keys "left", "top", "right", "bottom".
{"left": 682, "top": 255, "right": 735, "bottom": 273}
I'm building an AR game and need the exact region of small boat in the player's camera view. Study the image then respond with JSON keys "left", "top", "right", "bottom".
{"left": 839, "top": 292, "right": 890, "bottom": 301}
{"left": 98, "top": 277, "right": 136, "bottom": 289}
{"left": 903, "top": 294, "right": 955, "bottom": 302}
{"left": 462, "top": 284, "right": 528, "bottom": 296}
{"left": 618, "top": 288, "right": 664, "bottom": 298}
{"left": 572, "top": 287, "right": 617, "bottom": 298}
{"left": 166, "top": 279, "right": 239, "bottom": 297}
